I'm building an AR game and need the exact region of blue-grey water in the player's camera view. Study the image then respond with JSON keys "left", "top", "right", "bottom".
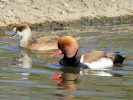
{"left": 0, "top": 24, "right": 133, "bottom": 100}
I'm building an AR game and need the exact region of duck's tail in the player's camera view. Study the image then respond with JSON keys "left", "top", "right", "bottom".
{"left": 114, "top": 54, "right": 126, "bottom": 65}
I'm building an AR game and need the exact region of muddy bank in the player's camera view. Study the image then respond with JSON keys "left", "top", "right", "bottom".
{"left": 0, "top": 0, "right": 133, "bottom": 28}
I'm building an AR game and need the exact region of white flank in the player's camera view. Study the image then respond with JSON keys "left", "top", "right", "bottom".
{"left": 83, "top": 58, "right": 113, "bottom": 69}
{"left": 80, "top": 54, "right": 84, "bottom": 63}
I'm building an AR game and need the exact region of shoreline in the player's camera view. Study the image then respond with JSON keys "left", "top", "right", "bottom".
{"left": 1, "top": 15, "right": 133, "bottom": 30}
{"left": 0, "top": 0, "right": 133, "bottom": 29}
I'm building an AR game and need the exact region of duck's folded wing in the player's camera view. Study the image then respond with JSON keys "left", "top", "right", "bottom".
{"left": 78, "top": 50, "right": 116, "bottom": 63}
{"left": 35, "top": 35, "right": 59, "bottom": 44}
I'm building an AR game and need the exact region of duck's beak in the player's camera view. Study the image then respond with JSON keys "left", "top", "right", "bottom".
{"left": 9, "top": 32, "right": 19, "bottom": 38}
{"left": 51, "top": 49, "right": 63, "bottom": 58}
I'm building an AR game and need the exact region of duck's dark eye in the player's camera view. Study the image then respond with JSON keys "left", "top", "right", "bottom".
{"left": 16, "top": 28, "right": 22, "bottom": 32}
{"left": 19, "top": 28, "right": 23, "bottom": 32}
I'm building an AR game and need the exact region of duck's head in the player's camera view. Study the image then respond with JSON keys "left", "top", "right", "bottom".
{"left": 51, "top": 36, "right": 78, "bottom": 58}
{"left": 9, "top": 24, "right": 31, "bottom": 38}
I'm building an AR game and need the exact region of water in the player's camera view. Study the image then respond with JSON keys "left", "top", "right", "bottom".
{"left": 0, "top": 24, "right": 133, "bottom": 100}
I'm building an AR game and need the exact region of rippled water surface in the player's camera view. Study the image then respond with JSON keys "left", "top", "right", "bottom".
{"left": 0, "top": 24, "right": 133, "bottom": 100}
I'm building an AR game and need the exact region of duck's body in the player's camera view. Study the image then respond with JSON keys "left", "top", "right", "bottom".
{"left": 51, "top": 36, "right": 125, "bottom": 69}
{"left": 9, "top": 24, "right": 59, "bottom": 50}
{"left": 21, "top": 35, "right": 59, "bottom": 51}
{"left": 59, "top": 50, "right": 125, "bottom": 69}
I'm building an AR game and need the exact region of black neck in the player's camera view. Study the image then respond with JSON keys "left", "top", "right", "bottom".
{"left": 60, "top": 50, "right": 79, "bottom": 66}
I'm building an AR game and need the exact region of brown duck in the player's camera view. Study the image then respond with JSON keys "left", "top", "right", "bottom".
{"left": 9, "top": 24, "right": 59, "bottom": 50}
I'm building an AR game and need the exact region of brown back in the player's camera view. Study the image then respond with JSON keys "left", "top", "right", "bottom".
{"left": 77, "top": 50, "right": 116, "bottom": 63}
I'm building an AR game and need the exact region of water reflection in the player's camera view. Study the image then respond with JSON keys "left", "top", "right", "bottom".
{"left": 51, "top": 67, "right": 79, "bottom": 98}
{"left": 52, "top": 65, "right": 123, "bottom": 99}
{"left": 80, "top": 69, "right": 113, "bottom": 76}
{"left": 9, "top": 48, "right": 57, "bottom": 80}
{"left": 56, "top": 72, "right": 77, "bottom": 98}
{"left": 10, "top": 48, "right": 32, "bottom": 79}
{"left": 80, "top": 68, "right": 123, "bottom": 77}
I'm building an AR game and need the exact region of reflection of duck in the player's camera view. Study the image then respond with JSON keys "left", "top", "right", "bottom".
{"left": 52, "top": 66, "right": 122, "bottom": 98}
{"left": 80, "top": 69, "right": 113, "bottom": 77}
{"left": 9, "top": 24, "right": 59, "bottom": 50}
{"left": 18, "top": 48, "right": 32, "bottom": 69}
{"left": 11, "top": 48, "right": 32, "bottom": 69}
{"left": 11, "top": 48, "right": 32, "bottom": 78}
{"left": 51, "top": 36, "right": 125, "bottom": 69}
{"left": 80, "top": 69, "right": 123, "bottom": 77}
{"left": 52, "top": 67, "right": 79, "bottom": 99}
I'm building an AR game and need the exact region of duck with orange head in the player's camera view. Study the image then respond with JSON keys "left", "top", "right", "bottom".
{"left": 51, "top": 36, "right": 125, "bottom": 69}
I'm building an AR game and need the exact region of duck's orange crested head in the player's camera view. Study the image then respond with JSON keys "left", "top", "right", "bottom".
{"left": 58, "top": 36, "right": 78, "bottom": 50}
{"left": 51, "top": 36, "right": 78, "bottom": 58}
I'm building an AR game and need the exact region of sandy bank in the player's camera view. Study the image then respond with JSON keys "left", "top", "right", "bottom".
{"left": 0, "top": 0, "right": 133, "bottom": 28}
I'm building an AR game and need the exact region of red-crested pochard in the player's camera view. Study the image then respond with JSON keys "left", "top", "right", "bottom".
{"left": 51, "top": 36, "right": 125, "bottom": 69}
{"left": 9, "top": 24, "right": 59, "bottom": 50}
